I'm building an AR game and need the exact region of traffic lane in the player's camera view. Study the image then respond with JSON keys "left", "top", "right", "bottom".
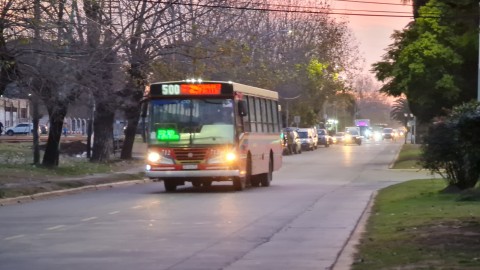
{"left": 0, "top": 142, "right": 406, "bottom": 270}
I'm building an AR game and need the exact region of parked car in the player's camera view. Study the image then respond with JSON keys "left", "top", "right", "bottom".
{"left": 282, "top": 128, "right": 302, "bottom": 155}
{"left": 39, "top": 124, "right": 48, "bottom": 134}
{"left": 4, "top": 123, "right": 38, "bottom": 136}
{"left": 317, "top": 128, "right": 330, "bottom": 147}
{"left": 382, "top": 128, "right": 396, "bottom": 141}
{"left": 344, "top": 129, "right": 362, "bottom": 145}
{"left": 296, "top": 128, "right": 316, "bottom": 151}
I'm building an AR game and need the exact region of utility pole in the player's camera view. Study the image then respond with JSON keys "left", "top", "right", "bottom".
{"left": 478, "top": 2, "right": 480, "bottom": 101}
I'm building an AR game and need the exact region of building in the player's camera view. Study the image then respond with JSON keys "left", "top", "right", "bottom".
{"left": 0, "top": 96, "right": 31, "bottom": 128}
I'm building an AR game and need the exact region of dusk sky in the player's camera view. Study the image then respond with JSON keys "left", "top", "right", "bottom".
{"left": 330, "top": 0, "right": 413, "bottom": 73}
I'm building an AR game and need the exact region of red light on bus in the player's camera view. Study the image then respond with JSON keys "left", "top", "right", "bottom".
{"left": 181, "top": 84, "right": 221, "bottom": 95}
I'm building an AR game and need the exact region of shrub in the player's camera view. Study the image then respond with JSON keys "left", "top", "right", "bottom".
{"left": 421, "top": 101, "right": 480, "bottom": 190}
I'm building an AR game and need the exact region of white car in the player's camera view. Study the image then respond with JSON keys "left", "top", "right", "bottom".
{"left": 5, "top": 123, "right": 35, "bottom": 136}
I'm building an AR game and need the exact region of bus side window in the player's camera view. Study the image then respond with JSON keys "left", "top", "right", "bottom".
{"left": 255, "top": 97, "right": 262, "bottom": 132}
{"left": 272, "top": 101, "right": 280, "bottom": 132}
{"left": 238, "top": 100, "right": 247, "bottom": 116}
{"left": 261, "top": 99, "right": 268, "bottom": 132}
{"left": 244, "top": 97, "right": 251, "bottom": 132}
{"left": 249, "top": 96, "right": 257, "bottom": 132}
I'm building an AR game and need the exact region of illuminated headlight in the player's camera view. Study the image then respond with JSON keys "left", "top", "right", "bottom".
{"left": 345, "top": 134, "right": 352, "bottom": 140}
{"left": 148, "top": 152, "right": 161, "bottom": 163}
{"left": 147, "top": 152, "right": 174, "bottom": 164}
{"left": 225, "top": 152, "right": 236, "bottom": 161}
{"left": 207, "top": 151, "right": 237, "bottom": 164}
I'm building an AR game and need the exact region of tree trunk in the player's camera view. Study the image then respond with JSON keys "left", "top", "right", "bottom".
{"left": 120, "top": 66, "right": 147, "bottom": 160}
{"left": 31, "top": 98, "right": 40, "bottom": 164}
{"left": 42, "top": 104, "right": 68, "bottom": 168}
{"left": 90, "top": 101, "right": 115, "bottom": 162}
{"left": 120, "top": 105, "right": 141, "bottom": 159}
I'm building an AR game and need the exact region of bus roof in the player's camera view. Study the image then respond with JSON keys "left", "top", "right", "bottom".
{"left": 149, "top": 80, "right": 278, "bottom": 100}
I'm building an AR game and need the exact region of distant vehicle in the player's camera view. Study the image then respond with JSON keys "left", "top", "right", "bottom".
{"left": 355, "top": 119, "right": 372, "bottom": 139}
{"left": 333, "top": 132, "right": 345, "bottom": 144}
{"left": 317, "top": 128, "right": 330, "bottom": 147}
{"left": 344, "top": 129, "right": 362, "bottom": 145}
{"left": 5, "top": 123, "right": 37, "bottom": 136}
{"left": 39, "top": 124, "right": 48, "bottom": 134}
{"left": 382, "top": 128, "right": 396, "bottom": 141}
{"left": 296, "top": 128, "right": 316, "bottom": 151}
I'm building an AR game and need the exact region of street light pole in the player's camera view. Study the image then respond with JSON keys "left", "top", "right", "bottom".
{"left": 404, "top": 113, "right": 414, "bottom": 144}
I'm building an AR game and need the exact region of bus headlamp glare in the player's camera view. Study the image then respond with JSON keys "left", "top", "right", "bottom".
{"left": 147, "top": 152, "right": 161, "bottom": 163}
{"left": 225, "top": 152, "right": 236, "bottom": 161}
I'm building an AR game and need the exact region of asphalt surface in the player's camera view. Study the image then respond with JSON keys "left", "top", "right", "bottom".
{"left": 0, "top": 140, "right": 434, "bottom": 270}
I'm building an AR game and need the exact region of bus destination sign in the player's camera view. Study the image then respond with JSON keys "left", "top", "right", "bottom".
{"left": 161, "top": 84, "right": 222, "bottom": 96}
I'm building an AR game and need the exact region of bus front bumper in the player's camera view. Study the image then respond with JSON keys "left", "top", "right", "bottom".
{"left": 145, "top": 169, "right": 241, "bottom": 178}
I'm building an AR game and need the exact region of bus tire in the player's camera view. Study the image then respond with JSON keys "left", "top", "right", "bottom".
{"left": 233, "top": 177, "right": 245, "bottom": 191}
{"left": 247, "top": 155, "right": 260, "bottom": 187}
{"left": 164, "top": 180, "right": 177, "bottom": 192}
{"left": 260, "top": 156, "right": 273, "bottom": 187}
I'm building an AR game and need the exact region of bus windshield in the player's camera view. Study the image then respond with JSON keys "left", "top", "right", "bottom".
{"left": 148, "top": 98, "right": 235, "bottom": 146}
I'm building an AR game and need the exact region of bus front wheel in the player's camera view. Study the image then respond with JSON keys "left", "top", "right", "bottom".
{"left": 164, "top": 180, "right": 177, "bottom": 192}
{"left": 233, "top": 177, "right": 245, "bottom": 191}
{"left": 260, "top": 156, "right": 273, "bottom": 187}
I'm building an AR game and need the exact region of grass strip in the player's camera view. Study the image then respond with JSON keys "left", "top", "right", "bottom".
{"left": 392, "top": 144, "right": 423, "bottom": 170}
{"left": 352, "top": 179, "right": 480, "bottom": 270}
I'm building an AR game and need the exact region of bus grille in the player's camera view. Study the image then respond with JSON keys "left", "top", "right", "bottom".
{"left": 173, "top": 148, "right": 207, "bottom": 164}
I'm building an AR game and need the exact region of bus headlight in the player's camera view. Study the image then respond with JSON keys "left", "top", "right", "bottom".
{"left": 147, "top": 152, "right": 174, "bottom": 164}
{"left": 225, "top": 152, "right": 236, "bottom": 162}
{"left": 207, "top": 150, "right": 237, "bottom": 164}
{"left": 148, "top": 152, "right": 161, "bottom": 163}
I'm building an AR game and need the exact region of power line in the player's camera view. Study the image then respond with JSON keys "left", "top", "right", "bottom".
{"left": 333, "top": 0, "right": 413, "bottom": 7}
{"left": 139, "top": 1, "right": 424, "bottom": 18}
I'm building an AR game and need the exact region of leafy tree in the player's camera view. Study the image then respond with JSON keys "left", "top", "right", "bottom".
{"left": 373, "top": 0, "right": 478, "bottom": 124}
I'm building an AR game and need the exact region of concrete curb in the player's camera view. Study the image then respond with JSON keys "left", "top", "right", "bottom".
{"left": 331, "top": 191, "right": 377, "bottom": 270}
{"left": 0, "top": 178, "right": 153, "bottom": 207}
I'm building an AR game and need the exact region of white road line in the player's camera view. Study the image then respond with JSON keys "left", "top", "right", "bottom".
{"left": 4, "top": 234, "right": 25, "bottom": 241}
{"left": 131, "top": 205, "right": 142, "bottom": 209}
{"left": 81, "top": 217, "right": 98, "bottom": 222}
{"left": 45, "top": 225, "right": 66, "bottom": 231}
{"left": 109, "top": 211, "right": 120, "bottom": 215}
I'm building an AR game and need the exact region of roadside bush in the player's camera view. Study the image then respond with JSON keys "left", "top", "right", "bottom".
{"left": 421, "top": 101, "right": 480, "bottom": 190}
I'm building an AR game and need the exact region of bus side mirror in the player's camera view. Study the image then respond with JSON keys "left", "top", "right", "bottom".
{"left": 238, "top": 100, "right": 247, "bottom": 117}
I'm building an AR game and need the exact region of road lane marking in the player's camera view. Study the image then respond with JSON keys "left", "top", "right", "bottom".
{"left": 81, "top": 217, "right": 98, "bottom": 222}
{"left": 4, "top": 234, "right": 25, "bottom": 241}
{"left": 109, "top": 211, "right": 120, "bottom": 215}
{"left": 131, "top": 205, "right": 142, "bottom": 209}
{"left": 45, "top": 225, "right": 66, "bottom": 231}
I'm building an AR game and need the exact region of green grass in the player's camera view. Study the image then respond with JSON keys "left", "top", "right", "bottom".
{"left": 392, "top": 143, "right": 423, "bottom": 170}
{"left": 352, "top": 179, "right": 480, "bottom": 270}
{"left": 0, "top": 141, "right": 144, "bottom": 199}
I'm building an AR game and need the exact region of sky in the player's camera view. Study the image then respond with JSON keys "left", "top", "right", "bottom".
{"left": 330, "top": 0, "right": 413, "bottom": 73}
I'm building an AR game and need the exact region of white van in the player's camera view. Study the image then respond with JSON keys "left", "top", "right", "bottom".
{"left": 296, "top": 128, "right": 317, "bottom": 151}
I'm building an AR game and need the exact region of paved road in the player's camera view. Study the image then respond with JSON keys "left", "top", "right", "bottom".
{"left": 0, "top": 140, "right": 432, "bottom": 270}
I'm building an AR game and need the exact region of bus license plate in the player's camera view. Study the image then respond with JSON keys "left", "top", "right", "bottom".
{"left": 183, "top": 164, "right": 198, "bottom": 170}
